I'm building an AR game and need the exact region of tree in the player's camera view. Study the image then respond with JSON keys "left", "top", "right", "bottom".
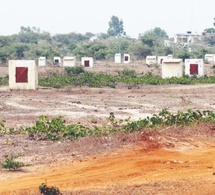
{"left": 107, "top": 16, "right": 125, "bottom": 37}
{"left": 140, "top": 35, "right": 155, "bottom": 48}
{"left": 176, "top": 51, "right": 192, "bottom": 62}
{"left": 129, "top": 43, "right": 152, "bottom": 60}
{"left": 144, "top": 27, "right": 168, "bottom": 39}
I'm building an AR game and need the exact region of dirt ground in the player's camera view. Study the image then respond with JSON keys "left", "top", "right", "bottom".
{"left": 1, "top": 63, "right": 215, "bottom": 194}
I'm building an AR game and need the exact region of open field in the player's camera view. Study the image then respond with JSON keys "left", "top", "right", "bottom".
{"left": 1, "top": 62, "right": 215, "bottom": 194}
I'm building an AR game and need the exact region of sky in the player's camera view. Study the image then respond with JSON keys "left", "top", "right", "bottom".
{"left": 0, "top": 0, "right": 214, "bottom": 38}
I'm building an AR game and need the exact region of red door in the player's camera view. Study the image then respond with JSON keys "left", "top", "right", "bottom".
{"left": 84, "top": 60, "right": 90, "bottom": 67}
{"left": 190, "top": 64, "right": 198, "bottom": 75}
{"left": 16, "top": 67, "right": 28, "bottom": 83}
{"left": 125, "top": 56, "right": 128, "bottom": 61}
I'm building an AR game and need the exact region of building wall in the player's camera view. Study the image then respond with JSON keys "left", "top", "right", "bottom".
{"left": 185, "top": 59, "right": 204, "bottom": 76}
{"left": 162, "top": 60, "right": 183, "bottom": 78}
{"left": 38, "top": 57, "right": 46, "bottom": 66}
{"left": 9, "top": 60, "right": 38, "bottom": 90}
{"left": 63, "top": 57, "right": 76, "bottom": 67}
{"left": 146, "top": 56, "right": 157, "bottom": 65}
{"left": 115, "top": 53, "right": 121, "bottom": 63}
{"left": 205, "top": 54, "right": 215, "bottom": 62}
{"left": 54, "top": 57, "right": 62, "bottom": 66}
{"left": 81, "top": 57, "right": 94, "bottom": 68}
{"left": 124, "top": 54, "right": 130, "bottom": 63}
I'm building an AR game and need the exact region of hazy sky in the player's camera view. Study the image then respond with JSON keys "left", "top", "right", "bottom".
{"left": 1, "top": 0, "right": 214, "bottom": 38}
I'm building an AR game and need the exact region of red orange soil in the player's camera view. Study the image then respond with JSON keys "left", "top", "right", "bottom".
{"left": 1, "top": 125, "right": 215, "bottom": 194}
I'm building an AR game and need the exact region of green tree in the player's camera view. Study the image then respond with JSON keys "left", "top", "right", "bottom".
{"left": 176, "top": 51, "right": 191, "bottom": 62}
{"left": 140, "top": 35, "right": 155, "bottom": 48}
{"left": 144, "top": 27, "right": 168, "bottom": 39}
{"left": 89, "top": 43, "right": 108, "bottom": 60}
{"left": 107, "top": 16, "right": 125, "bottom": 37}
{"left": 129, "top": 43, "right": 152, "bottom": 60}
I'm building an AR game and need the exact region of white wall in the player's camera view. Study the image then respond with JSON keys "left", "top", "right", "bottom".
{"left": 9, "top": 60, "right": 38, "bottom": 90}
{"left": 204, "top": 54, "right": 215, "bottom": 62}
{"left": 54, "top": 57, "right": 62, "bottom": 66}
{"left": 115, "top": 53, "right": 121, "bottom": 63}
{"left": 162, "top": 59, "right": 183, "bottom": 78}
{"left": 63, "top": 56, "right": 76, "bottom": 67}
{"left": 38, "top": 57, "right": 46, "bottom": 66}
{"left": 185, "top": 59, "right": 204, "bottom": 77}
{"left": 124, "top": 54, "right": 130, "bottom": 63}
{"left": 146, "top": 56, "right": 157, "bottom": 65}
{"left": 81, "top": 57, "right": 94, "bottom": 68}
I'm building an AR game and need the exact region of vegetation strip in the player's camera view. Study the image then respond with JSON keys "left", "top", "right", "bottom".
{"left": 1, "top": 109, "right": 215, "bottom": 141}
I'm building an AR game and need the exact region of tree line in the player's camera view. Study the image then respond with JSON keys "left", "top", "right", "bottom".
{"left": 0, "top": 16, "right": 214, "bottom": 65}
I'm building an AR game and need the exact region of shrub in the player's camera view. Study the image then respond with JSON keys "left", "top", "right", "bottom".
{"left": 39, "top": 183, "right": 62, "bottom": 195}
{"left": 1, "top": 154, "right": 25, "bottom": 171}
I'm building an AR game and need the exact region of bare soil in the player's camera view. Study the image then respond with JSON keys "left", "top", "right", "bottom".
{"left": 1, "top": 63, "right": 215, "bottom": 194}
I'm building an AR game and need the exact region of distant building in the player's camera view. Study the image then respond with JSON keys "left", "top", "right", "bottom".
{"left": 114, "top": 53, "right": 121, "bottom": 63}
{"left": 164, "top": 40, "right": 172, "bottom": 47}
{"left": 146, "top": 56, "right": 157, "bottom": 66}
{"left": 124, "top": 54, "right": 131, "bottom": 64}
{"left": 63, "top": 56, "right": 76, "bottom": 67}
{"left": 81, "top": 57, "right": 94, "bottom": 68}
{"left": 202, "top": 29, "right": 215, "bottom": 35}
{"left": 53, "top": 57, "right": 61, "bottom": 66}
{"left": 174, "top": 31, "right": 201, "bottom": 44}
{"left": 204, "top": 54, "right": 215, "bottom": 62}
{"left": 38, "top": 57, "right": 46, "bottom": 66}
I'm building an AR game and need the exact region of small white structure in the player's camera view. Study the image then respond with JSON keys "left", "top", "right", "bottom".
{"left": 185, "top": 59, "right": 204, "bottom": 77}
{"left": 146, "top": 56, "right": 157, "bottom": 65}
{"left": 9, "top": 60, "right": 38, "bottom": 90}
{"left": 81, "top": 57, "right": 93, "bottom": 68}
{"left": 162, "top": 59, "right": 183, "bottom": 78}
{"left": 167, "top": 54, "right": 173, "bottom": 59}
{"left": 157, "top": 56, "right": 168, "bottom": 65}
{"left": 63, "top": 56, "right": 76, "bottom": 67}
{"left": 114, "top": 53, "right": 121, "bottom": 63}
{"left": 53, "top": 57, "right": 62, "bottom": 66}
{"left": 124, "top": 54, "right": 130, "bottom": 63}
{"left": 38, "top": 57, "right": 46, "bottom": 66}
{"left": 204, "top": 54, "right": 215, "bottom": 63}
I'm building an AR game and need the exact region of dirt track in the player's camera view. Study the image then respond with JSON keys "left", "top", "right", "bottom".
{"left": 1, "top": 64, "right": 215, "bottom": 194}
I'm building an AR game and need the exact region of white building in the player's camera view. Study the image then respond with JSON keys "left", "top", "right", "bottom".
{"left": 124, "top": 54, "right": 130, "bottom": 63}
{"left": 185, "top": 59, "right": 204, "bottom": 77}
{"left": 174, "top": 31, "right": 200, "bottom": 44}
{"left": 204, "top": 54, "right": 215, "bottom": 62}
{"left": 53, "top": 57, "right": 62, "bottom": 66}
{"left": 9, "top": 60, "right": 38, "bottom": 90}
{"left": 38, "top": 57, "right": 46, "bottom": 66}
{"left": 114, "top": 53, "right": 121, "bottom": 63}
{"left": 63, "top": 56, "right": 76, "bottom": 67}
{"left": 157, "top": 56, "right": 168, "bottom": 65}
{"left": 81, "top": 57, "right": 94, "bottom": 68}
{"left": 146, "top": 56, "right": 157, "bottom": 65}
{"left": 167, "top": 54, "right": 173, "bottom": 59}
{"left": 162, "top": 59, "right": 183, "bottom": 78}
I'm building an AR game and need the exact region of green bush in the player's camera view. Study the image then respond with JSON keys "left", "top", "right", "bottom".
{"left": 64, "top": 66, "right": 85, "bottom": 76}
{"left": 39, "top": 183, "right": 62, "bottom": 195}
{"left": 1, "top": 154, "right": 25, "bottom": 171}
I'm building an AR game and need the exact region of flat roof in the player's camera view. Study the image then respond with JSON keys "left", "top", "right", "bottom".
{"left": 163, "top": 59, "right": 182, "bottom": 63}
